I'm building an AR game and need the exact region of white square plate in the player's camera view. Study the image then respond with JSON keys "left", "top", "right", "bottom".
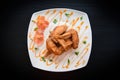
{"left": 27, "top": 8, "right": 92, "bottom": 72}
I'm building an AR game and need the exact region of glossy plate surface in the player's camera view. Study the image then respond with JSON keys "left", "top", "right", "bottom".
{"left": 27, "top": 8, "right": 92, "bottom": 72}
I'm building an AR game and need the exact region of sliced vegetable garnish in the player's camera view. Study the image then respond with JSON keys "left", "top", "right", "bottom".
{"left": 75, "top": 52, "right": 79, "bottom": 55}
{"left": 80, "top": 16, "right": 83, "bottom": 20}
{"left": 49, "top": 59, "right": 53, "bottom": 62}
{"left": 68, "top": 59, "right": 70, "bottom": 65}
{"left": 34, "top": 47, "right": 38, "bottom": 50}
{"left": 53, "top": 19, "right": 57, "bottom": 24}
{"left": 41, "top": 57, "right": 46, "bottom": 62}
{"left": 83, "top": 40, "right": 87, "bottom": 44}
{"left": 32, "top": 20, "right": 36, "bottom": 23}
{"left": 65, "top": 13, "right": 70, "bottom": 17}
{"left": 34, "top": 27, "right": 38, "bottom": 31}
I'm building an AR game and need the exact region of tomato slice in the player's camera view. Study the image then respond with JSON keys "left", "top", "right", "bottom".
{"left": 34, "top": 16, "right": 49, "bottom": 46}
{"left": 36, "top": 29, "right": 43, "bottom": 34}
{"left": 34, "top": 32, "right": 44, "bottom": 46}
{"left": 36, "top": 16, "right": 49, "bottom": 31}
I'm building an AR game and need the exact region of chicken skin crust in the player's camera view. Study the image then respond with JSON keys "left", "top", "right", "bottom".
{"left": 46, "top": 25, "right": 79, "bottom": 55}
{"left": 67, "top": 29, "right": 79, "bottom": 49}
{"left": 54, "top": 29, "right": 79, "bottom": 49}
{"left": 46, "top": 38, "right": 64, "bottom": 55}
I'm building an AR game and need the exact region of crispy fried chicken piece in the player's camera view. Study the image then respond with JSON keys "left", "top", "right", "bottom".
{"left": 57, "top": 39, "right": 72, "bottom": 51}
{"left": 68, "top": 29, "right": 79, "bottom": 49}
{"left": 46, "top": 38, "right": 64, "bottom": 55}
{"left": 46, "top": 25, "right": 79, "bottom": 55}
{"left": 50, "top": 37, "right": 58, "bottom": 43}
{"left": 49, "top": 25, "right": 68, "bottom": 43}
{"left": 60, "top": 32, "right": 71, "bottom": 39}
{"left": 53, "top": 29, "right": 79, "bottom": 49}
{"left": 50, "top": 25, "right": 68, "bottom": 36}
{"left": 55, "top": 31, "right": 72, "bottom": 39}
{"left": 64, "top": 39, "right": 73, "bottom": 50}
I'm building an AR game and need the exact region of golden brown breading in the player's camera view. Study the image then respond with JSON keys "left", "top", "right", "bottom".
{"left": 53, "top": 29, "right": 79, "bottom": 49}
{"left": 55, "top": 31, "right": 72, "bottom": 39}
{"left": 46, "top": 25, "right": 79, "bottom": 55}
{"left": 68, "top": 29, "right": 79, "bottom": 49}
{"left": 46, "top": 38, "right": 64, "bottom": 55}
{"left": 49, "top": 25, "right": 68, "bottom": 37}
{"left": 57, "top": 38, "right": 72, "bottom": 51}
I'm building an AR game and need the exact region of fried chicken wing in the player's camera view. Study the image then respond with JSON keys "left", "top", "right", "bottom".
{"left": 49, "top": 25, "right": 68, "bottom": 43}
{"left": 57, "top": 38, "right": 72, "bottom": 51}
{"left": 68, "top": 29, "right": 79, "bottom": 49}
{"left": 56, "top": 31, "right": 72, "bottom": 39}
{"left": 53, "top": 29, "right": 79, "bottom": 49}
{"left": 46, "top": 38, "right": 64, "bottom": 55}
{"left": 46, "top": 25, "right": 79, "bottom": 55}
{"left": 49, "top": 25, "right": 68, "bottom": 37}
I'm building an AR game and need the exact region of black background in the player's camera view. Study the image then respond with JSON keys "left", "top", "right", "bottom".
{"left": 1, "top": 0, "right": 120, "bottom": 80}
